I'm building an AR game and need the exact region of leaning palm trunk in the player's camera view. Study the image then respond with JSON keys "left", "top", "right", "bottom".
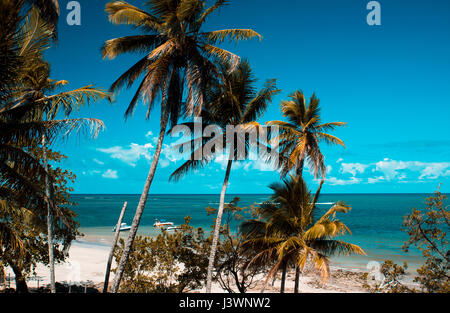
{"left": 205, "top": 157, "right": 233, "bottom": 293}
{"left": 293, "top": 159, "right": 304, "bottom": 293}
{"left": 294, "top": 266, "right": 300, "bottom": 293}
{"left": 103, "top": 201, "right": 127, "bottom": 293}
{"left": 280, "top": 262, "right": 287, "bottom": 293}
{"left": 42, "top": 134, "right": 55, "bottom": 293}
{"left": 110, "top": 110, "right": 170, "bottom": 293}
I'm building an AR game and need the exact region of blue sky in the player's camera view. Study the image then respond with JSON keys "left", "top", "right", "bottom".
{"left": 46, "top": 0, "right": 450, "bottom": 194}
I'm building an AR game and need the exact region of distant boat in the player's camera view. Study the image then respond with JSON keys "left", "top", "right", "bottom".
{"left": 165, "top": 226, "right": 180, "bottom": 231}
{"left": 153, "top": 219, "right": 174, "bottom": 228}
{"left": 113, "top": 223, "right": 131, "bottom": 232}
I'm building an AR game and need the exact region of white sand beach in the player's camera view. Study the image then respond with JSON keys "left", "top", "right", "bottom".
{"left": 2, "top": 239, "right": 371, "bottom": 293}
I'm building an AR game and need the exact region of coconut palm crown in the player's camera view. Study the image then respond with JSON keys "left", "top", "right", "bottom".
{"left": 268, "top": 90, "right": 346, "bottom": 178}
{"left": 241, "top": 175, "right": 366, "bottom": 292}
{"left": 169, "top": 59, "right": 280, "bottom": 292}
{"left": 102, "top": 0, "right": 262, "bottom": 125}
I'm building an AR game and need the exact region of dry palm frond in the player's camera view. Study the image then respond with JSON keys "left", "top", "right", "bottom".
{"left": 105, "top": 1, "right": 162, "bottom": 31}
{"left": 205, "top": 29, "right": 262, "bottom": 44}
{"left": 41, "top": 85, "right": 112, "bottom": 119}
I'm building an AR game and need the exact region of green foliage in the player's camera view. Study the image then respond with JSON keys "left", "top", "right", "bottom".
{"left": 211, "top": 198, "right": 266, "bottom": 293}
{"left": 113, "top": 200, "right": 266, "bottom": 294}
{"left": 414, "top": 256, "right": 449, "bottom": 293}
{"left": 369, "top": 187, "right": 449, "bottom": 293}
{"left": 402, "top": 186, "right": 449, "bottom": 293}
{"left": 0, "top": 146, "right": 80, "bottom": 290}
{"left": 113, "top": 217, "right": 210, "bottom": 293}
{"left": 363, "top": 260, "right": 413, "bottom": 293}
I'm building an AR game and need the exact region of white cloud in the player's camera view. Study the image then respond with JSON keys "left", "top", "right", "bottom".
{"left": 214, "top": 153, "right": 229, "bottom": 170}
{"left": 159, "top": 159, "right": 170, "bottom": 168}
{"left": 336, "top": 158, "right": 450, "bottom": 183}
{"left": 145, "top": 131, "right": 153, "bottom": 138}
{"left": 102, "top": 169, "right": 118, "bottom": 179}
{"left": 83, "top": 170, "right": 101, "bottom": 176}
{"left": 97, "top": 143, "right": 154, "bottom": 167}
{"left": 367, "top": 176, "right": 385, "bottom": 184}
{"left": 327, "top": 176, "right": 361, "bottom": 186}
{"left": 374, "top": 159, "right": 450, "bottom": 181}
{"left": 249, "top": 159, "right": 277, "bottom": 172}
{"left": 93, "top": 158, "right": 104, "bottom": 165}
{"left": 374, "top": 159, "right": 415, "bottom": 180}
{"left": 161, "top": 143, "right": 182, "bottom": 162}
{"left": 336, "top": 158, "right": 344, "bottom": 163}
{"left": 419, "top": 163, "right": 450, "bottom": 179}
{"left": 340, "top": 162, "right": 368, "bottom": 176}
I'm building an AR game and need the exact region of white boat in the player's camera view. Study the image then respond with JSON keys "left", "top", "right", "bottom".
{"left": 153, "top": 219, "right": 174, "bottom": 228}
{"left": 165, "top": 226, "right": 180, "bottom": 231}
{"left": 112, "top": 223, "right": 132, "bottom": 232}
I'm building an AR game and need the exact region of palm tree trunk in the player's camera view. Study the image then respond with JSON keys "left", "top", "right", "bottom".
{"left": 110, "top": 109, "right": 170, "bottom": 293}
{"left": 10, "top": 263, "right": 28, "bottom": 293}
{"left": 294, "top": 266, "right": 301, "bottom": 293}
{"left": 280, "top": 262, "right": 287, "bottom": 293}
{"left": 103, "top": 201, "right": 127, "bottom": 293}
{"left": 42, "top": 134, "right": 56, "bottom": 293}
{"left": 205, "top": 157, "right": 233, "bottom": 293}
{"left": 296, "top": 158, "right": 304, "bottom": 177}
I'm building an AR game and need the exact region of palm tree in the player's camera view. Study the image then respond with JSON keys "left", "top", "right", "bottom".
{"left": 170, "top": 60, "right": 280, "bottom": 292}
{"left": 1, "top": 4, "right": 107, "bottom": 204}
{"left": 102, "top": 0, "right": 262, "bottom": 293}
{"left": 268, "top": 90, "right": 346, "bottom": 178}
{"left": 0, "top": 5, "right": 110, "bottom": 292}
{"left": 242, "top": 175, "right": 365, "bottom": 293}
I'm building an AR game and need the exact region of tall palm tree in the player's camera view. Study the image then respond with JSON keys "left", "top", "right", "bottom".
{"left": 1, "top": 3, "right": 107, "bottom": 205}
{"left": 268, "top": 91, "right": 346, "bottom": 178}
{"left": 102, "top": 0, "right": 262, "bottom": 293}
{"left": 170, "top": 60, "right": 280, "bottom": 292}
{"left": 242, "top": 175, "right": 365, "bottom": 293}
{"left": 0, "top": 4, "right": 109, "bottom": 292}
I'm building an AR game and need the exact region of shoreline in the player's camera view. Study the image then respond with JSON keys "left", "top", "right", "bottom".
{"left": 2, "top": 233, "right": 422, "bottom": 293}
{"left": 77, "top": 229, "right": 425, "bottom": 272}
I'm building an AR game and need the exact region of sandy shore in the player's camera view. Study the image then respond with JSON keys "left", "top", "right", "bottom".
{"left": 2, "top": 238, "right": 376, "bottom": 293}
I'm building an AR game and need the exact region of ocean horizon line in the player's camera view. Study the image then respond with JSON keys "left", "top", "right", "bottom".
{"left": 71, "top": 192, "right": 449, "bottom": 196}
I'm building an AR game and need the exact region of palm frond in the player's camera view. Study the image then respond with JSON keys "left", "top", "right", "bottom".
{"left": 203, "top": 44, "right": 240, "bottom": 73}
{"left": 316, "top": 132, "right": 345, "bottom": 147}
{"left": 41, "top": 85, "right": 112, "bottom": 118}
{"left": 105, "top": 1, "right": 162, "bottom": 30}
{"left": 241, "top": 79, "right": 280, "bottom": 123}
{"left": 205, "top": 29, "right": 262, "bottom": 44}
{"left": 102, "top": 35, "right": 162, "bottom": 60}
{"left": 195, "top": 0, "right": 228, "bottom": 26}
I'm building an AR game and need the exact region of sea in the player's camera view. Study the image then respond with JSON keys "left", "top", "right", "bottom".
{"left": 71, "top": 193, "right": 447, "bottom": 273}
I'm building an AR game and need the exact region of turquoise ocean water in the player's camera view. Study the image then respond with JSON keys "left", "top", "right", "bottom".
{"left": 72, "top": 193, "right": 447, "bottom": 272}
